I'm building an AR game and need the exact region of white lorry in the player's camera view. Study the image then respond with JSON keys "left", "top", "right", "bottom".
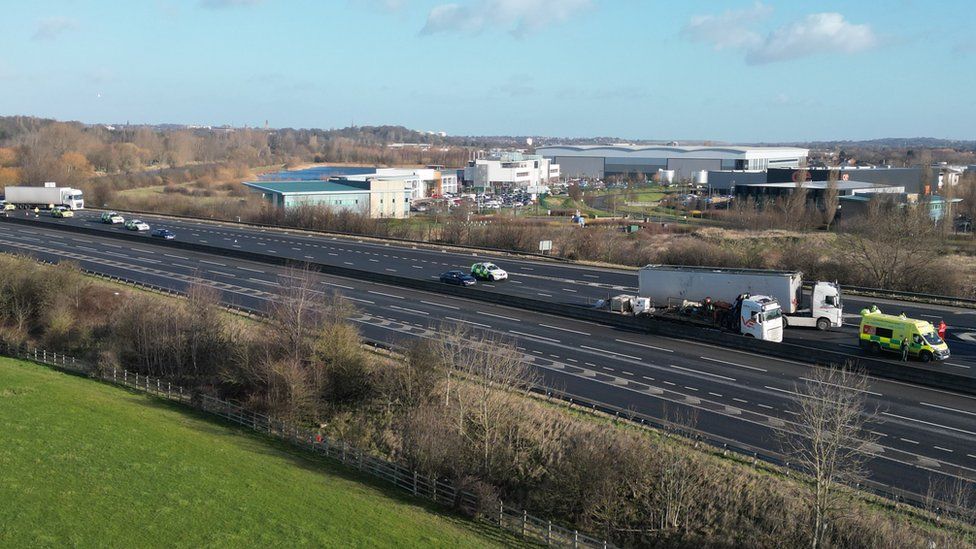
{"left": 3, "top": 183, "right": 85, "bottom": 210}
{"left": 638, "top": 265, "right": 842, "bottom": 331}
{"left": 607, "top": 291, "right": 784, "bottom": 342}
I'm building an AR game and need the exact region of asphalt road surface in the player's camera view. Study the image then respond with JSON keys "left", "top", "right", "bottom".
{"left": 14, "top": 209, "right": 976, "bottom": 372}
{"left": 1, "top": 219, "right": 975, "bottom": 505}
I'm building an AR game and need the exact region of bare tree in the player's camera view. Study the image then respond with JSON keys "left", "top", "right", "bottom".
{"left": 266, "top": 264, "right": 322, "bottom": 362}
{"left": 822, "top": 170, "right": 840, "bottom": 231}
{"left": 780, "top": 365, "right": 879, "bottom": 549}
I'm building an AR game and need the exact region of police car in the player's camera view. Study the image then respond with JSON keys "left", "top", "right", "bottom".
{"left": 470, "top": 262, "right": 508, "bottom": 281}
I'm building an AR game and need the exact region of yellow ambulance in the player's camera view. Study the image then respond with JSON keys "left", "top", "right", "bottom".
{"left": 858, "top": 310, "right": 950, "bottom": 362}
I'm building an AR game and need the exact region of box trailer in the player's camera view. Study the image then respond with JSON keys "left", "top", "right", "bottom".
{"left": 3, "top": 183, "right": 84, "bottom": 210}
{"left": 638, "top": 265, "right": 842, "bottom": 330}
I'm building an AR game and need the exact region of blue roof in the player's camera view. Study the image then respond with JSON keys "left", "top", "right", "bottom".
{"left": 243, "top": 180, "right": 367, "bottom": 194}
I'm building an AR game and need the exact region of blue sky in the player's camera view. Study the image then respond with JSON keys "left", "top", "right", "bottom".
{"left": 2, "top": 0, "right": 974, "bottom": 141}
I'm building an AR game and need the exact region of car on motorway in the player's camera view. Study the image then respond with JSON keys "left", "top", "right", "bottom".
{"left": 51, "top": 206, "right": 74, "bottom": 218}
{"left": 124, "top": 219, "right": 150, "bottom": 231}
{"left": 100, "top": 211, "right": 125, "bottom": 224}
{"left": 440, "top": 270, "right": 476, "bottom": 286}
{"left": 471, "top": 262, "right": 507, "bottom": 281}
{"left": 151, "top": 228, "right": 176, "bottom": 240}
{"left": 0, "top": 201, "right": 15, "bottom": 211}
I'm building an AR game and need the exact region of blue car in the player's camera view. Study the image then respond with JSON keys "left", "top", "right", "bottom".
{"left": 151, "top": 228, "right": 176, "bottom": 240}
{"left": 440, "top": 270, "right": 476, "bottom": 286}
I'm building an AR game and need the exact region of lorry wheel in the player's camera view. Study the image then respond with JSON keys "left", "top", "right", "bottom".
{"left": 870, "top": 342, "right": 882, "bottom": 355}
{"left": 816, "top": 317, "right": 830, "bottom": 331}
{"left": 919, "top": 351, "right": 932, "bottom": 363}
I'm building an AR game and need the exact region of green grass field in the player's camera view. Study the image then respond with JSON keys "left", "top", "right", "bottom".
{"left": 0, "top": 358, "right": 516, "bottom": 548}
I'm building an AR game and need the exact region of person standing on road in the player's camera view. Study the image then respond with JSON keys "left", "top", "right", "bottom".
{"left": 938, "top": 320, "right": 947, "bottom": 340}
{"left": 901, "top": 339, "right": 909, "bottom": 362}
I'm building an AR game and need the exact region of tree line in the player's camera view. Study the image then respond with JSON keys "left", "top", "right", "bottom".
{"left": 0, "top": 254, "right": 973, "bottom": 548}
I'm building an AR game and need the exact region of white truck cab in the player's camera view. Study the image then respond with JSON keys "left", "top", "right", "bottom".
{"left": 784, "top": 281, "right": 842, "bottom": 330}
{"left": 739, "top": 295, "right": 784, "bottom": 342}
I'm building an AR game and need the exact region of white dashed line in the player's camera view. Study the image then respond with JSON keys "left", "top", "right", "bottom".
{"left": 579, "top": 345, "right": 641, "bottom": 361}
{"left": 539, "top": 324, "right": 590, "bottom": 336}
{"left": 615, "top": 339, "right": 673, "bottom": 353}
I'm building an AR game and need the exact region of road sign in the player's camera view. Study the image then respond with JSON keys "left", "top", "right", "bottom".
{"left": 538, "top": 240, "right": 552, "bottom": 252}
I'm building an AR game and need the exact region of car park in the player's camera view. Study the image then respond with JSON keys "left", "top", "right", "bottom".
{"left": 51, "top": 206, "right": 74, "bottom": 218}
{"left": 100, "top": 212, "right": 125, "bottom": 224}
{"left": 125, "top": 219, "right": 150, "bottom": 231}
{"left": 470, "top": 262, "right": 507, "bottom": 281}
{"left": 151, "top": 228, "right": 176, "bottom": 240}
{"left": 440, "top": 270, "right": 476, "bottom": 286}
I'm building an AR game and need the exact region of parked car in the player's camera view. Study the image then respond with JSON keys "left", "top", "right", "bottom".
{"left": 151, "top": 228, "right": 176, "bottom": 240}
{"left": 440, "top": 270, "right": 476, "bottom": 286}
{"left": 51, "top": 206, "right": 74, "bottom": 218}
{"left": 124, "top": 219, "right": 150, "bottom": 231}
{"left": 471, "top": 262, "right": 508, "bottom": 281}
{"left": 101, "top": 211, "right": 125, "bottom": 224}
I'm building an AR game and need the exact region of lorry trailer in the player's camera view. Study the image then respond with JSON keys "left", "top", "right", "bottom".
{"left": 605, "top": 293, "right": 784, "bottom": 342}
{"left": 638, "top": 265, "right": 842, "bottom": 330}
{"left": 3, "top": 183, "right": 84, "bottom": 210}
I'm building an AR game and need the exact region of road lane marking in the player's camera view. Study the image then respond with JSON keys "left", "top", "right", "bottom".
{"left": 945, "top": 363, "right": 971, "bottom": 369}
{"left": 199, "top": 260, "right": 226, "bottom": 266}
{"left": 390, "top": 305, "right": 429, "bottom": 315}
{"left": 537, "top": 293, "right": 552, "bottom": 297}
{"left": 345, "top": 297, "right": 375, "bottom": 304}
{"left": 237, "top": 266, "right": 265, "bottom": 273}
{"left": 321, "top": 282, "right": 353, "bottom": 290}
{"left": 478, "top": 311, "right": 521, "bottom": 322}
{"left": 668, "top": 364, "right": 736, "bottom": 382}
{"left": 446, "top": 316, "right": 491, "bottom": 328}
{"left": 163, "top": 253, "right": 189, "bottom": 260}
{"left": 700, "top": 356, "right": 767, "bottom": 372}
{"left": 934, "top": 446, "right": 954, "bottom": 453}
{"left": 882, "top": 412, "right": 976, "bottom": 437}
{"left": 580, "top": 345, "right": 641, "bottom": 361}
{"left": 509, "top": 330, "right": 560, "bottom": 343}
{"left": 799, "top": 376, "right": 882, "bottom": 397}
{"left": 615, "top": 339, "right": 673, "bottom": 352}
{"left": 919, "top": 402, "right": 976, "bottom": 417}
{"left": 539, "top": 324, "right": 590, "bottom": 336}
{"left": 421, "top": 300, "right": 459, "bottom": 310}
{"left": 900, "top": 438, "right": 919, "bottom": 445}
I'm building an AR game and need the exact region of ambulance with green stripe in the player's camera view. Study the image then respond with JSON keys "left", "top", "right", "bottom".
{"left": 858, "top": 309, "right": 949, "bottom": 362}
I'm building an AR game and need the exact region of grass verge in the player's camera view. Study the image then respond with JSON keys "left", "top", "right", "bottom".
{"left": 0, "top": 357, "right": 520, "bottom": 548}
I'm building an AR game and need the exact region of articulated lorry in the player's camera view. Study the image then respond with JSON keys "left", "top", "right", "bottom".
{"left": 3, "top": 183, "right": 85, "bottom": 210}
{"left": 606, "top": 291, "right": 784, "bottom": 342}
{"left": 637, "top": 265, "right": 842, "bottom": 331}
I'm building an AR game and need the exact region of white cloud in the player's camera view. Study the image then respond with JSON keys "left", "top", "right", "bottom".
{"left": 683, "top": 2, "right": 772, "bottom": 51}
{"left": 746, "top": 13, "right": 877, "bottom": 64}
{"left": 685, "top": 5, "right": 878, "bottom": 65}
{"left": 421, "top": 0, "right": 592, "bottom": 38}
{"left": 32, "top": 17, "right": 77, "bottom": 41}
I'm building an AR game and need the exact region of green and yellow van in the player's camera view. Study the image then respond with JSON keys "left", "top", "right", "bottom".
{"left": 859, "top": 310, "right": 950, "bottom": 362}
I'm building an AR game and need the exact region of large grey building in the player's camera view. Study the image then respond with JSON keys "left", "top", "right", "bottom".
{"left": 536, "top": 144, "right": 808, "bottom": 181}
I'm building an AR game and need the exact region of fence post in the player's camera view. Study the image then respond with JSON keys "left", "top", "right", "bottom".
{"left": 574, "top": 530, "right": 579, "bottom": 549}
{"left": 499, "top": 500, "right": 504, "bottom": 525}
{"left": 547, "top": 521, "right": 552, "bottom": 546}
{"left": 124, "top": 370, "right": 127, "bottom": 384}
{"left": 522, "top": 509, "right": 527, "bottom": 537}
{"left": 43, "top": 349, "right": 46, "bottom": 362}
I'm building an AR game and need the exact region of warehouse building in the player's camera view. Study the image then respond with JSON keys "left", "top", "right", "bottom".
{"left": 244, "top": 177, "right": 410, "bottom": 218}
{"left": 536, "top": 144, "right": 808, "bottom": 181}
{"left": 462, "top": 151, "right": 560, "bottom": 190}
{"left": 345, "top": 167, "right": 459, "bottom": 201}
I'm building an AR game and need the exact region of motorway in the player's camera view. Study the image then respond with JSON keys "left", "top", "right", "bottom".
{"left": 12, "top": 208, "right": 976, "bottom": 372}
{"left": 2, "top": 214, "right": 976, "bottom": 504}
